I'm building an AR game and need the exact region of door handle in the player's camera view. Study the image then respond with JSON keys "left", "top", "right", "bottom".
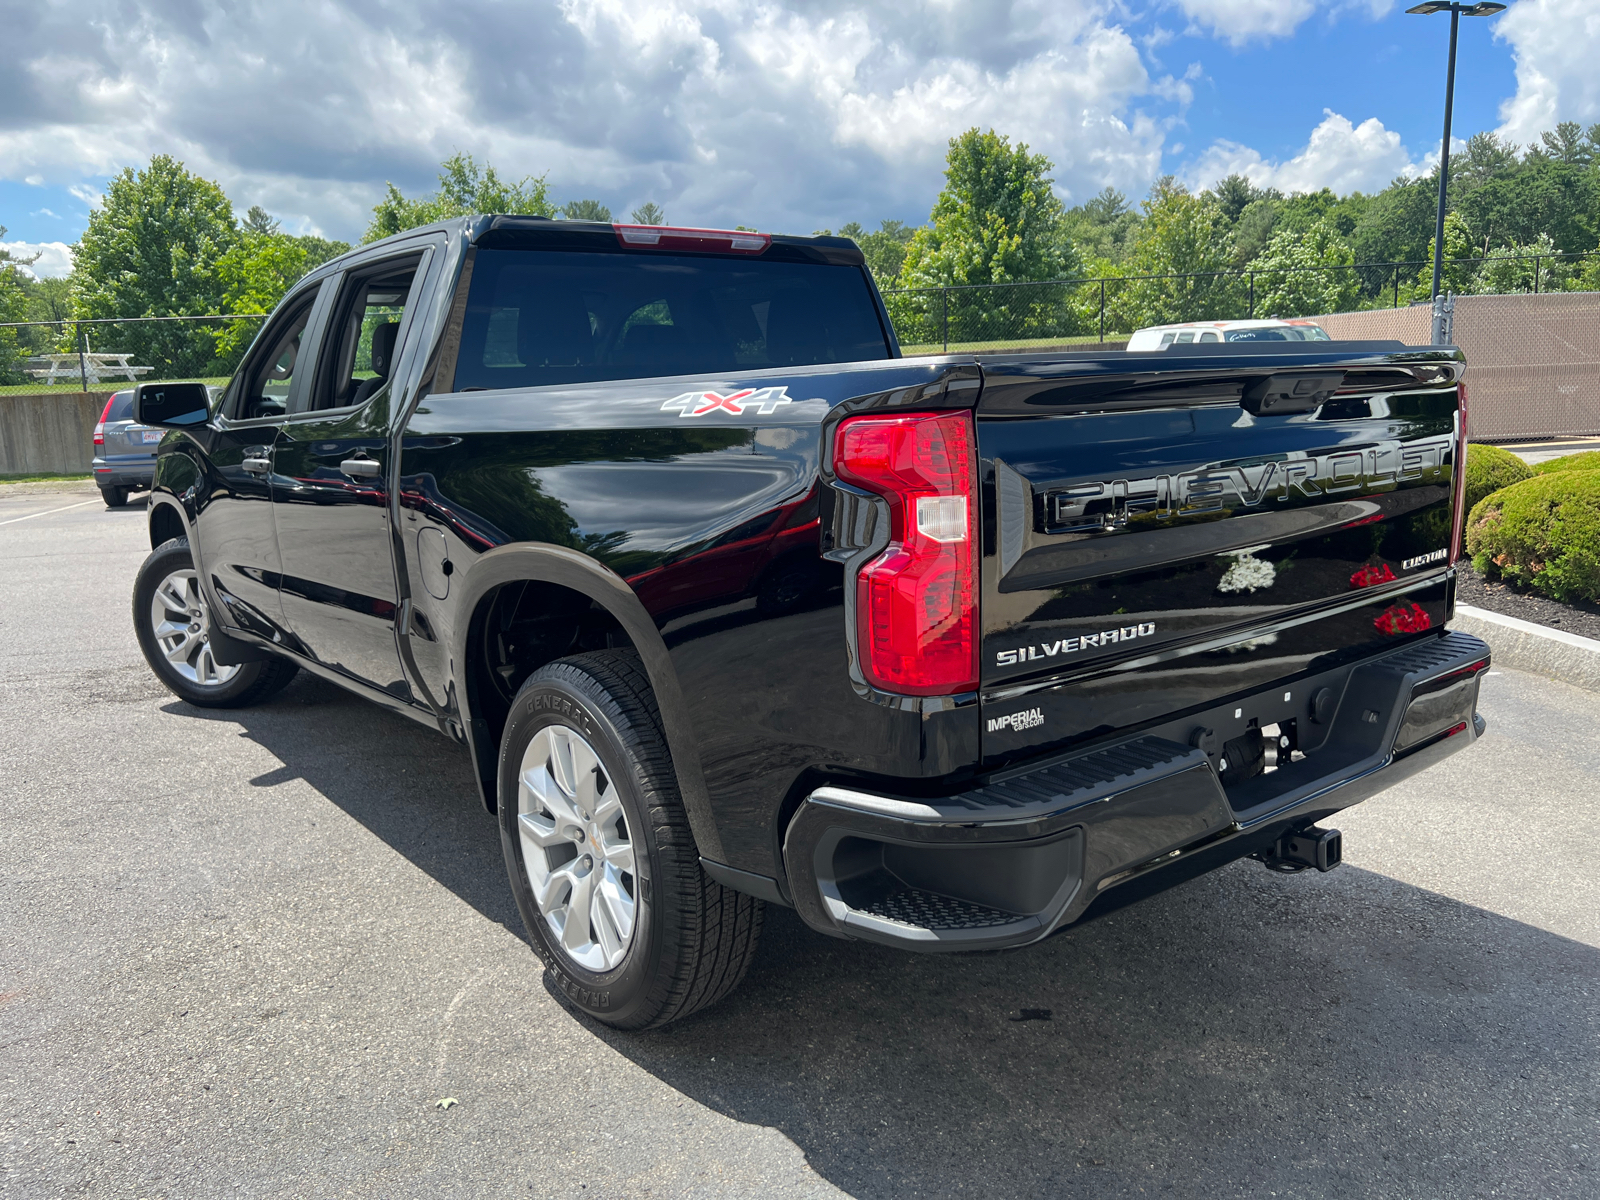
{"left": 340, "top": 457, "right": 382, "bottom": 479}
{"left": 242, "top": 456, "right": 271, "bottom": 475}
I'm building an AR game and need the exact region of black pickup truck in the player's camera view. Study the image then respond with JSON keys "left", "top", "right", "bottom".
{"left": 131, "top": 216, "right": 1489, "bottom": 1029}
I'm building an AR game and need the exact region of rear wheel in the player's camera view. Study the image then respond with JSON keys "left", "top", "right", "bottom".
{"left": 132, "top": 537, "right": 299, "bottom": 708}
{"left": 100, "top": 486, "right": 129, "bottom": 508}
{"left": 499, "top": 650, "right": 763, "bottom": 1029}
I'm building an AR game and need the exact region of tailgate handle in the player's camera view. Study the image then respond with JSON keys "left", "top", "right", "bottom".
{"left": 1241, "top": 371, "right": 1345, "bottom": 416}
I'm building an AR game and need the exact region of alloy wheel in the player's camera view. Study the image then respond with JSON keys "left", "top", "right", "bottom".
{"left": 149, "top": 569, "right": 241, "bottom": 688}
{"left": 516, "top": 724, "right": 637, "bottom": 971}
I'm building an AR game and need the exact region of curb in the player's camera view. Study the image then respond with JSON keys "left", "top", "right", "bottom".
{"left": 1453, "top": 604, "right": 1600, "bottom": 693}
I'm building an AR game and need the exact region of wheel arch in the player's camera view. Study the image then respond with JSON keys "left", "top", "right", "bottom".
{"left": 148, "top": 493, "right": 189, "bottom": 550}
{"left": 452, "top": 542, "right": 725, "bottom": 863}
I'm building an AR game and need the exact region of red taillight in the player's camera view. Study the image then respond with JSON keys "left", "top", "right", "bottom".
{"left": 1450, "top": 381, "right": 1469, "bottom": 564}
{"left": 93, "top": 396, "right": 114, "bottom": 446}
{"left": 613, "top": 224, "right": 771, "bottom": 255}
{"left": 834, "top": 411, "right": 978, "bottom": 695}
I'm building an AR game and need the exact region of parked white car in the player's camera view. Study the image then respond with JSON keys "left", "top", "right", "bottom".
{"left": 1126, "top": 319, "right": 1332, "bottom": 350}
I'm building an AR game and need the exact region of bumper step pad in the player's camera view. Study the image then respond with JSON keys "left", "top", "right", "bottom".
{"left": 863, "top": 889, "right": 1021, "bottom": 931}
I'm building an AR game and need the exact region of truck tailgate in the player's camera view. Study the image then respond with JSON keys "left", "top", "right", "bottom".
{"left": 974, "top": 345, "right": 1463, "bottom": 764}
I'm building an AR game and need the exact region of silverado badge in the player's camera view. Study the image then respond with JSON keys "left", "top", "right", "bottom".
{"left": 661, "top": 387, "right": 792, "bottom": 418}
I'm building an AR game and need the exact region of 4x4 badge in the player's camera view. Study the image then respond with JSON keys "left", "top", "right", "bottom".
{"left": 661, "top": 387, "right": 792, "bottom": 417}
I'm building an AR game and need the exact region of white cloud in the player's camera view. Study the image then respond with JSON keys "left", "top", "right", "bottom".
{"left": 1494, "top": 0, "right": 1600, "bottom": 145}
{"left": 2, "top": 242, "right": 75, "bottom": 279}
{"left": 1168, "top": 0, "right": 1394, "bottom": 46}
{"left": 1188, "top": 110, "right": 1419, "bottom": 195}
{"left": 0, "top": 0, "right": 1185, "bottom": 240}
{"left": 1170, "top": 0, "right": 1316, "bottom": 46}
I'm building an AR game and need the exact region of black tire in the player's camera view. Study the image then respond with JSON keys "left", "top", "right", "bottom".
{"left": 101, "top": 486, "right": 129, "bottom": 508}
{"left": 132, "top": 537, "right": 300, "bottom": 708}
{"left": 499, "top": 649, "right": 763, "bottom": 1029}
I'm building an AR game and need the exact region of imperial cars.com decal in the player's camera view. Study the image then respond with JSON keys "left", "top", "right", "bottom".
{"left": 660, "top": 387, "right": 793, "bottom": 417}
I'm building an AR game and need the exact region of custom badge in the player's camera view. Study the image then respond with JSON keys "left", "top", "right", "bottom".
{"left": 660, "top": 387, "right": 792, "bottom": 418}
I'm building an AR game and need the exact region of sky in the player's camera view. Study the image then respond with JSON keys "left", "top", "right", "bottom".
{"left": 1, "top": 0, "right": 1593, "bottom": 277}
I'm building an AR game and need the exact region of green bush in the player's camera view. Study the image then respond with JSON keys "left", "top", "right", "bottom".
{"left": 1532, "top": 450, "right": 1600, "bottom": 476}
{"left": 1464, "top": 443, "right": 1534, "bottom": 518}
{"left": 1466, "top": 471, "right": 1600, "bottom": 603}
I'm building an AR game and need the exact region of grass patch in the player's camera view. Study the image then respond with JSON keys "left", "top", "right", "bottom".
{"left": 0, "top": 472, "right": 93, "bottom": 483}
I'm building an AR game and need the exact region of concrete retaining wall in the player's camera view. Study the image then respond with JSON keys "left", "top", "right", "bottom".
{"left": 0, "top": 392, "right": 116, "bottom": 476}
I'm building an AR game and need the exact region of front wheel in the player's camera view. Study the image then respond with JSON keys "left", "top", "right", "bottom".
{"left": 499, "top": 650, "right": 763, "bottom": 1029}
{"left": 132, "top": 537, "right": 299, "bottom": 708}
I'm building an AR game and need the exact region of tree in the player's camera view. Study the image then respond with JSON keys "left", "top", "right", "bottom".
{"left": 211, "top": 231, "right": 311, "bottom": 361}
{"left": 1063, "top": 187, "right": 1142, "bottom": 266}
{"left": 1230, "top": 197, "right": 1280, "bottom": 266}
{"left": 242, "top": 205, "right": 280, "bottom": 236}
{"left": 562, "top": 199, "right": 613, "bottom": 222}
{"left": 1250, "top": 218, "right": 1360, "bottom": 317}
{"left": 71, "top": 155, "right": 238, "bottom": 375}
{"left": 839, "top": 219, "right": 916, "bottom": 285}
{"left": 295, "top": 235, "right": 351, "bottom": 273}
{"left": 1471, "top": 233, "right": 1578, "bottom": 294}
{"left": 1348, "top": 175, "right": 1437, "bottom": 267}
{"left": 0, "top": 228, "right": 35, "bottom": 382}
{"left": 630, "top": 202, "right": 666, "bottom": 225}
{"left": 1107, "top": 178, "right": 1241, "bottom": 331}
{"left": 1211, "top": 174, "right": 1278, "bottom": 225}
{"left": 364, "top": 153, "right": 555, "bottom": 242}
{"left": 1415, "top": 211, "right": 1479, "bottom": 296}
{"left": 1534, "top": 121, "right": 1593, "bottom": 167}
{"left": 895, "top": 128, "right": 1081, "bottom": 345}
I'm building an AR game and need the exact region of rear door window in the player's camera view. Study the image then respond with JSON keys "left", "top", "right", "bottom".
{"left": 108, "top": 393, "right": 136, "bottom": 422}
{"left": 451, "top": 249, "right": 890, "bottom": 390}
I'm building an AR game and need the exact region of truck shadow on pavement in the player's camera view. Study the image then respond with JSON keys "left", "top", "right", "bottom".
{"left": 592, "top": 863, "right": 1598, "bottom": 1198}
{"left": 167, "top": 674, "right": 1596, "bottom": 1199}
{"left": 162, "top": 671, "right": 526, "bottom": 941}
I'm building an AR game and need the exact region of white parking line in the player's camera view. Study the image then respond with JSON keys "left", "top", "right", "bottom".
{"left": 0, "top": 499, "right": 99, "bottom": 527}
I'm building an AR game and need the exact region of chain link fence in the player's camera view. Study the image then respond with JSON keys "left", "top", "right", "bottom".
{"left": 0, "top": 314, "right": 268, "bottom": 396}
{"left": 883, "top": 251, "right": 1600, "bottom": 354}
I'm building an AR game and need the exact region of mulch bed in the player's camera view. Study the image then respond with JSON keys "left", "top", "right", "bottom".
{"left": 1456, "top": 562, "right": 1600, "bottom": 642}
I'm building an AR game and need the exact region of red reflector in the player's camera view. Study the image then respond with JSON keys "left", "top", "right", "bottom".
{"left": 1450, "top": 381, "right": 1469, "bottom": 565}
{"left": 613, "top": 224, "right": 771, "bottom": 255}
{"left": 834, "top": 411, "right": 977, "bottom": 695}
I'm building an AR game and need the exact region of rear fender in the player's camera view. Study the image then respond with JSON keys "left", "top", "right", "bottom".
{"left": 450, "top": 542, "right": 724, "bottom": 862}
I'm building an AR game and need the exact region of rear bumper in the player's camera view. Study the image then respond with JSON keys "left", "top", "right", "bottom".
{"left": 91, "top": 455, "right": 155, "bottom": 489}
{"left": 781, "top": 629, "right": 1490, "bottom": 951}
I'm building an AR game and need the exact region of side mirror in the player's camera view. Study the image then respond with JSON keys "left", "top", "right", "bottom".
{"left": 134, "top": 381, "right": 211, "bottom": 428}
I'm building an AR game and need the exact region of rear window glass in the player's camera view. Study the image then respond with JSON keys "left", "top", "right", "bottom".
{"left": 451, "top": 249, "right": 891, "bottom": 391}
{"left": 109, "top": 392, "right": 136, "bottom": 422}
{"left": 1226, "top": 328, "right": 1293, "bottom": 342}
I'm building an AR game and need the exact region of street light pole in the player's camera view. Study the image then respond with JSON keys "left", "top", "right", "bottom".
{"left": 1408, "top": 2, "right": 1507, "bottom": 302}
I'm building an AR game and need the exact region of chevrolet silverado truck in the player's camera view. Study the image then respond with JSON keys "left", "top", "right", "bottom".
{"left": 130, "top": 216, "right": 1489, "bottom": 1029}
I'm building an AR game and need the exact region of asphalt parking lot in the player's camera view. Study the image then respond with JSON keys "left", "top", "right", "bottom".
{"left": 2, "top": 488, "right": 1596, "bottom": 1200}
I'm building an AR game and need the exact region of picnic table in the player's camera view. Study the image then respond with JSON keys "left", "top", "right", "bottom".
{"left": 25, "top": 353, "right": 154, "bottom": 385}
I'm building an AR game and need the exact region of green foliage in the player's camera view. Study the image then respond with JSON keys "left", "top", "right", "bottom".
{"left": 364, "top": 153, "right": 554, "bottom": 243}
{"left": 211, "top": 231, "right": 310, "bottom": 359}
{"left": 894, "top": 128, "right": 1081, "bottom": 344}
{"left": 73, "top": 155, "right": 236, "bottom": 319}
{"left": 71, "top": 155, "right": 238, "bottom": 375}
{"left": 1470, "top": 233, "right": 1576, "bottom": 294}
{"left": 1467, "top": 471, "right": 1600, "bottom": 603}
{"left": 1250, "top": 217, "right": 1359, "bottom": 318}
{"left": 1062, "top": 188, "right": 1141, "bottom": 266}
{"left": 296, "top": 235, "right": 350, "bottom": 273}
{"left": 1106, "top": 178, "right": 1241, "bottom": 330}
{"left": 562, "top": 199, "right": 613, "bottom": 222}
{"left": 839, "top": 220, "right": 916, "bottom": 285}
{"left": 630, "top": 202, "right": 666, "bottom": 226}
{"left": 1532, "top": 451, "right": 1600, "bottom": 475}
{"left": 1465, "top": 443, "right": 1535, "bottom": 521}
{"left": 1416, "top": 212, "right": 1478, "bottom": 296}
{"left": 1348, "top": 176, "right": 1436, "bottom": 268}
{"left": 0, "top": 229, "right": 34, "bottom": 383}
